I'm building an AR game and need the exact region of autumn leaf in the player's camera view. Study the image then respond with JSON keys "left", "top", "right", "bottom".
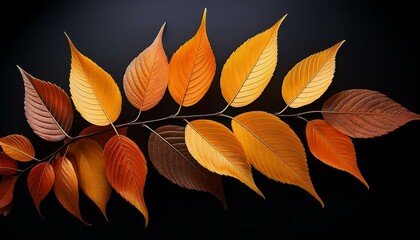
{"left": 79, "top": 125, "right": 128, "bottom": 148}
{"left": 124, "top": 23, "right": 169, "bottom": 112}
{"left": 185, "top": 119, "right": 264, "bottom": 198}
{"left": 231, "top": 111, "right": 323, "bottom": 207}
{"left": 27, "top": 162, "right": 55, "bottom": 217}
{"left": 168, "top": 8, "right": 216, "bottom": 107}
{"left": 220, "top": 15, "right": 286, "bottom": 108}
{"left": 0, "top": 201, "right": 13, "bottom": 216}
{"left": 306, "top": 119, "right": 368, "bottom": 188}
{"left": 0, "top": 176, "right": 18, "bottom": 211}
{"left": 0, "top": 152, "right": 18, "bottom": 175}
{"left": 281, "top": 40, "right": 345, "bottom": 109}
{"left": 148, "top": 125, "right": 226, "bottom": 208}
{"left": 0, "top": 134, "right": 35, "bottom": 162}
{"left": 322, "top": 89, "right": 420, "bottom": 138}
{"left": 18, "top": 66, "right": 74, "bottom": 142}
{"left": 54, "top": 156, "right": 89, "bottom": 225}
{"left": 104, "top": 135, "right": 148, "bottom": 226}
{"left": 66, "top": 33, "right": 122, "bottom": 126}
{"left": 68, "top": 138, "right": 111, "bottom": 220}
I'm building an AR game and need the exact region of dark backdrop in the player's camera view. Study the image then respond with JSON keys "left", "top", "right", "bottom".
{"left": 1, "top": 0, "right": 419, "bottom": 239}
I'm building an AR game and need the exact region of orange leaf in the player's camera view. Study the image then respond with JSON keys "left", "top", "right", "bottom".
{"left": 68, "top": 138, "right": 111, "bottom": 220}
{"left": 123, "top": 23, "right": 169, "bottom": 111}
{"left": 0, "top": 175, "right": 18, "bottom": 209}
{"left": 148, "top": 125, "right": 226, "bottom": 208}
{"left": 104, "top": 135, "right": 148, "bottom": 226}
{"left": 168, "top": 8, "right": 216, "bottom": 107}
{"left": 322, "top": 89, "right": 420, "bottom": 138}
{"left": 0, "top": 152, "right": 18, "bottom": 175}
{"left": 66, "top": 33, "right": 122, "bottom": 126}
{"left": 18, "top": 66, "right": 74, "bottom": 141}
{"left": 54, "top": 157, "right": 89, "bottom": 225}
{"left": 27, "top": 162, "right": 55, "bottom": 218}
{"left": 185, "top": 119, "right": 264, "bottom": 198}
{"left": 79, "top": 125, "right": 128, "bottom": 148}
{"left": 306, "top": 119, "right": 369, "bottom": 188}
{"left": 0, "top": 134, "right": 35, "bottom": 162}
{"left": 232, "top": 111, "right": 323, "bottom": 207}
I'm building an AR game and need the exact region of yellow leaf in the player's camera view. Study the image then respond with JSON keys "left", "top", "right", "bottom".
{"left": 185, "top": 119, "right": 264, "bottom": 198}
{"left": 231, "top": 111, "right": 323, "bottom": 207}
{"left": 168, "top": 8, "right": 216, "bottom": 107}
{"left": 281, "top": 40, "right": 345, "bottom": 109}
{"left": 123, "top": 23, "right": 169, "bottom": 111}
{"left": 68, "top": 138, "right": 111, "bottom": 220}
{"left": 66, "top": 33, "right": 122, "bottom": 126}
{"left": 306, "top": 119, "right": 369, "bottom": 188}
{"left": 220, "top": 15, "right": 286, "bottom": 108}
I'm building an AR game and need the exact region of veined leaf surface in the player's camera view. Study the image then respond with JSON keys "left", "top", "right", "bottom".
{"left": 168, "top": 8, "right": 216, "bottom": 107}
{"left": 221, "top": 15, "right": 286, "bottom": 108}
{"left": 232, "top": 111, "right": 323, "bottom": 207}
{"left": 282, "top": 41, "right": 345, "bottom": 109}
{"left": 66, "top": 33, "right": 122, "bottom": 126}
{"left": 185, "top": 119, "right": 264, "bottom": 198}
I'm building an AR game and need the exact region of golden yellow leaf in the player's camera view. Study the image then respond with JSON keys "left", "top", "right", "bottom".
{"left": 306, "top": 119, "right": 369, "bottom": 188}
{"left": 123, "top": 23, "right": 169, "bottom": 111}
{"left": 0, "top": 134, "right": 35, "bottom": 162}
{"left": 185, "top": 119, "right": 264, "bottom": 198}
{"left": 66, "top": 33, "right": 122, "bottom": 126}
{"left": 231, "top": 111, "right": 323, "bottom": 207}
{"left": 220, "top": 15, "right": 286, "bottom": 108}
{"left": 281, "top": 40, "right": 345, "bottom": 109}
{"left": 168, "top": 8, "right": 216, "bottom": 107}
{"left": 68, "top": 138, "right": 111, "bottom": 220}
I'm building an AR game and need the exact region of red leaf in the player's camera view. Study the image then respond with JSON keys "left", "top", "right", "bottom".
{"left": 18, "top": 66, "right": 74, "bottom": 141}
{"left": 79, "top": 125, "right": 128, "bottom": 148}
{"left": 27, "top": 162, "right": 55, "bottom": 218}
{"left": 148, "top": 125, "right": 226, "bottom": 208}
{"left": 104, "top": 135, "right": 148, "bottom": 226}
{"left": 0, "top": 175, "right": 18, "bottom": 209}
{"left": 322, "top": 89, "right": 420, "bottom": 138}
{"left": 0, "top": 152, "right": 18, "bottom": 175}
{"left": 54, "top": 157, "right": 89, "bottom": 225}
{"left": 0, "top": 201, "right": 13, "bottom": 216}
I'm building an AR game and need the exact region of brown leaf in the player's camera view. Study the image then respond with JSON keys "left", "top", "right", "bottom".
{"left": 104, "top": 135, "right": 148, "bottom": 226}
{"left": 27, "top": 162, "right": 55, "bottom": 218}
{"left": 68, "top": 138, "right": 111, "bottom": 220}
{"left": 0, "top": 152, "right": 18, "bottom": 175}
{"left": 306, "top": 119, "right": 369, "bottom": 188}
{"left": 148, "top": 125, "right": 226, "bottom": 208}
{"left": 0, "top": 134, "right": 35, "bottom": 162}
{"left": 232, "top": 111, "right": 323, "bottom": 207}
{"left": 54, "top": 157, "right": 89, "bottom": 225}
{"left": 123, "top": 23, "right": 169, "bottom": 111}
{"left": 0, "top": 176, "right": 18, "bottom": 209}
{"left": 79, "top": 125, "right": 128, "bottom": 148}
{"left": 168, "top": 8, "right": 216, "bottom": 107}
{"left": 322, "top": 89, "right": 420, "bottom": 138}
{"left": 18, "top": 66, "right": 74, "bottom": 141}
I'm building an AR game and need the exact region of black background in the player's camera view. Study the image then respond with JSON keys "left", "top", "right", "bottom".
{"left": 1, "top": 0, "right": 419, "bottom": 239}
